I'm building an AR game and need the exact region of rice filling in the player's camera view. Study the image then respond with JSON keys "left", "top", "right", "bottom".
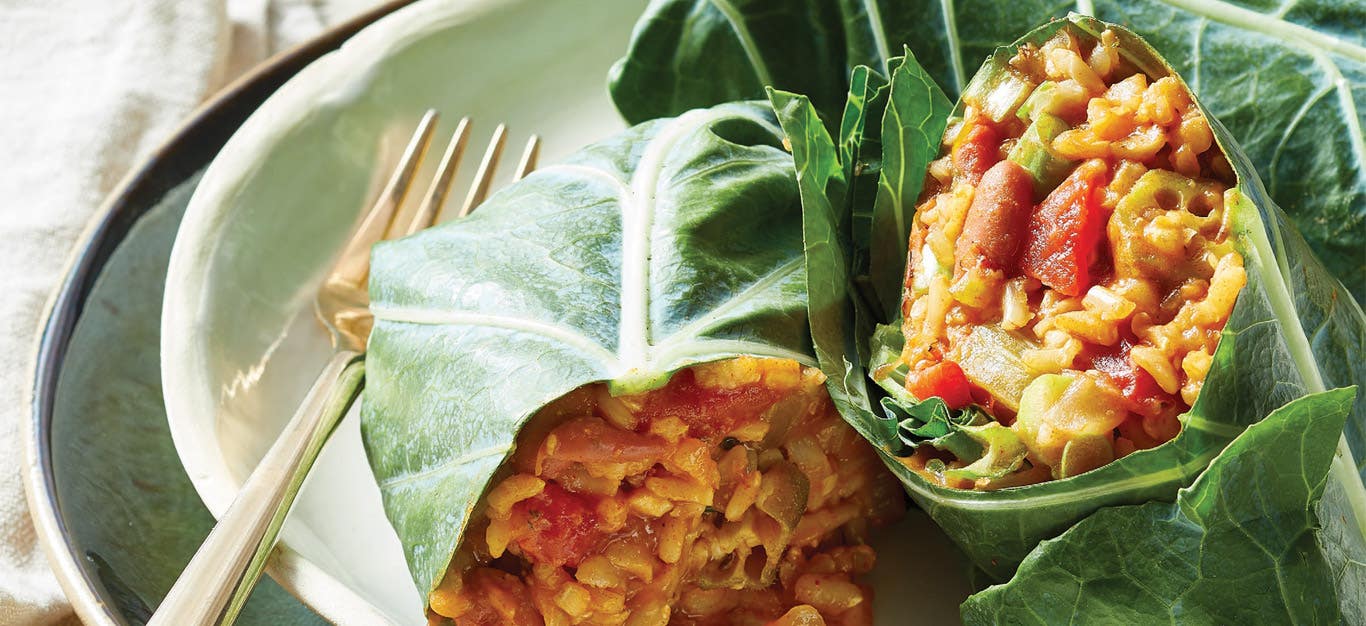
{"left": 893, "top": 25, "right": 1246, "bottom": 489}
{"left": 430, "top": 357, "right": 904, "bottom": 625}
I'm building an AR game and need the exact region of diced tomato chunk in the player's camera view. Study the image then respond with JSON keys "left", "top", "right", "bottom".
{"left": 906, "top": 361, "right": 974, "bottom": 410}
{"left": 510, "top": 483, "right": 600, "bottom": 567}
{"left": 1091, "top": 352, "right": 1167, "bottom": 414}
{"left": 953, "top": 122, "right": 1003, "bottom": 185}
{"left": 1080, "top": 335, "right": 1178, "bottom": 419}
{"left": 1019, "top": 160, "right": 1108, "bottom": 296}
{"left": 634, "top": 370, "right": 784, "bottom": 442}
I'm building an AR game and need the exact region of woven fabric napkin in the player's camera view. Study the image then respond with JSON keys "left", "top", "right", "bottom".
{"left": 0, "top": 1, "right": 376, "bottom": 623}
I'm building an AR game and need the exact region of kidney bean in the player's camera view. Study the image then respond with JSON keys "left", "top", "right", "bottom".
{"left": 956, "top": 160, "right": 1035, "bottom": 274}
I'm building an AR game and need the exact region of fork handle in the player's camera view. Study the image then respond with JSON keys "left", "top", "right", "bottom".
{"left": 150, "top": 349, "right": 366, "bottom": 626}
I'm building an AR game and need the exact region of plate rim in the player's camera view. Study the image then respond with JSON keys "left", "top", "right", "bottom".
{"left": 22, "top": 3, "right": 414, "bottom": 624}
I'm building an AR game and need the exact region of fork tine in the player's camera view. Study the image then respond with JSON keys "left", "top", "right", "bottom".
{"left": 330, "top": 110, "right": 439, "bottom": 285}
{"left": 514, "top": 136, "right": 540, "bottom": 181}
{"left": 450, "top": 123, "right": 508, "bottom": 220}
{"left": 403, "top": 117, "right": 471, "bottom": 236}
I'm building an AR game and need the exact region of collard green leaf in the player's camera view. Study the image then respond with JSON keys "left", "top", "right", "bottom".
{"left": 769, "top": 53, "right": 951, "bottom": 451}
{"left": 868, "top": 49, "right": 952, "bottom": 321}
{"left": 840, "top": 63, "right": 892, "bottom": 311}
{"left": 961, "top": 388, "right": 1357, "bottom": 625}
{"left": 611, "top": 0, "right": 1366, "bottom": 301}
{"left": 880, "top": 396, "right": 985, "bottom": 461}
{"left": 839, "top": 64, "right": 890, "bottom": 202}
{"left": 362, "top": 102, "right": 813, "bottom": 598}
{"left": 608, "top": 0, "right": 856, "bottom": 134}
{"left": 768, "top": 88, "right": 890, "bottom": 449}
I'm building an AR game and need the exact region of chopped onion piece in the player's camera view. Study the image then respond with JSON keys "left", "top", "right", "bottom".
{"left": 1082, "top": 285, "right": 1136, "bottom": 321}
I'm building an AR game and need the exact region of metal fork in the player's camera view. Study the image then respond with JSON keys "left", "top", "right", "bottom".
{"left": 151, "top": 111, "right": 540, "bottom": 626}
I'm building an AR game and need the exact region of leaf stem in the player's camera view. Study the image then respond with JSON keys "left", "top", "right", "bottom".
{"left": 1156, "top": 0, "right": 1366, "bottom": 63}
{"left": 1331, "top": 436, "right": 1366, "bottom": 538}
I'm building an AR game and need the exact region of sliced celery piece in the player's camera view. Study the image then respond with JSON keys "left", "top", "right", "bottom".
{"left": 1015, "top": 373, "right": 1126, "bottom": 478}
{"left": 1016, "top": 81, "right": 1058, "bottom": 122}
{"left": 1008, "top": 113, "right": 1074, "bottom": 195}
{"left": 956, "top": 325, "right": 1039, "bottom": 413}
{"left": 961, "top": 52, "right": 1037, "bottom": 123}
{"left": 1057, "top": 435, "right": 1115, "bottom": 478}
{"left": 944, "top": 422, "right": 1029, "bottom": 480}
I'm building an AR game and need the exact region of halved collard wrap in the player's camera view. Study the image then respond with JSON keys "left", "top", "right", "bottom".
{"left": 363, "top": 103, "right": 905, "bottom": 625}
{"left": 771, "top": 14, "right": 1364, "bottom": 619}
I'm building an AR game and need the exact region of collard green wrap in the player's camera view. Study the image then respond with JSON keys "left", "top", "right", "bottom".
{"left": 361, "top": 102, "right": 814, "bottom": 599}
{"left": 770, "top": 14, "right": 1365, "bottom": 617}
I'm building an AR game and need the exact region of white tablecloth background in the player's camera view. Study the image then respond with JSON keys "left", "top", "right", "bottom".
{"left": 0, "top": 1, "right": 381, "bottom": 623}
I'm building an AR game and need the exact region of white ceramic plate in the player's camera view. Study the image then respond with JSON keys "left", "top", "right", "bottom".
{"left": 162, "top": 0, "right": 972, "bottom": 623}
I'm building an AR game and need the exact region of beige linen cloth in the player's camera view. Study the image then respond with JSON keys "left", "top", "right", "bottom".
{"left": 0, "top": 1, "right": 380, "bottom": 623}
